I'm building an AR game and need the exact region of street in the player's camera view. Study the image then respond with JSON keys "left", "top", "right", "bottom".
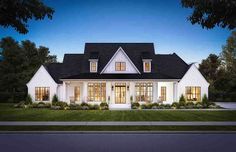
{"left": 0, "top": 133, "right": 236, "bottom": 152}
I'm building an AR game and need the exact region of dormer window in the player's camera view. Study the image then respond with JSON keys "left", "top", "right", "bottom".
{"left": 143, "top": 60, "right": 151, "bottom": 73}
{"left": 89, "top": 59, "right": 98, "bottom": 73}
{"left": 115, "top": 62, "right": 126, "bottom": 71}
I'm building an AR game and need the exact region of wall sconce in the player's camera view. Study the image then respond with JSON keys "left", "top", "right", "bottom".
{"left": 127, "top": 85, "right": 129, "bottom": 91}
{"left": 111, "top": 85, "right": 114, "bottom": 91}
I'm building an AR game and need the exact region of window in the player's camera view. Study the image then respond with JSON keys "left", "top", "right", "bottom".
{"left": 185, "top": 86, "right": 201, "bottom": 101}
{"left": 143, "top": 61, "right": 151, "bottom": 72}
{"left": 90, "top": 61, "right": 97, "bottom": 72}
{"left": 35, "top": 87, "right": 50, "bottom": 101}
{"left": 135, "top": 83, "right": 153, "bottom": 102}
{"left": 88, "top": 83, "right": 106, "bottom": 101}
{"left": 115, "top": 62, "right": 126, "bottom": 71}
{"left": 160, "top": 86, "right": 166, "bottom": 101}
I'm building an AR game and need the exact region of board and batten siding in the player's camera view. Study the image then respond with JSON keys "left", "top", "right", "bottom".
{"left": 27, "top": 65, "right": 58, "bottom": 102}
{"left": 177, "top": 64, "right": 209, "bottom": 101}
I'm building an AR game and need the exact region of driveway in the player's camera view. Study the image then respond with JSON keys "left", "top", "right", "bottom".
{"left": 0, "top": 133, "right": 236, "bottom": 152}
{"left": 215, "top": 102, "right": 236, "bottom": 109}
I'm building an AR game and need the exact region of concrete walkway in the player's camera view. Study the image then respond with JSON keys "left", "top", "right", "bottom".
{"left": 0, "top": 121, "right": 236, "bottom": 126}
{"left": 215, "top": 102, "right": 236, "bottom": 109}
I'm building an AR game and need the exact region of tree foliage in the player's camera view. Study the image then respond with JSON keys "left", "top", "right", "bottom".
{"left": 181, "top": 0, "right": 236, "bottom": 30}
{"left": 0, "top": 37, "right": 57, "bottom": 102}
{"left": 0, "top": 0, "right": 54, "bottom": 34}
{"left": 199, "top": 31, "right": 236, "bottom": 101}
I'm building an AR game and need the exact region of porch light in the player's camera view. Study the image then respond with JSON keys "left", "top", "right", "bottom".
{"left": 127, "top": 85, "right": 129, "bottom": 91}
{"left": 111, "top": 85, "right": 114, "bottom": 91}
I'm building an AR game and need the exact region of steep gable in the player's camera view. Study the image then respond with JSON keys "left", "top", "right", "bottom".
{"left": 101, "top": 47, "right": 140, "bottom": 74}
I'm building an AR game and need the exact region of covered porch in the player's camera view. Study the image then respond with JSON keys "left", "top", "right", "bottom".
{"left": 60, "top": 80, "right": 178, "bottom": 109}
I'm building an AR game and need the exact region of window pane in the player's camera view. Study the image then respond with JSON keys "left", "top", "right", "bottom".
{"left": 87, "top": 83, "right": 106, "bottom": 102}
{"left": 115, "top": 62, "right": 126, "bottom": 71}
{"left": 161, "top": 86, "right": 166, "bottom": 101}
{"left": 35, "top": 87, "right": 50, "bottom": 101}
{"left": 185, "top": 86, "right": 201, "bottom": 101}
{"left": 135, "top": 83, "right": 153, "bottom": 102}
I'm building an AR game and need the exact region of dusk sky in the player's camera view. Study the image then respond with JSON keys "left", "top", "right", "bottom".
{"left": 0, "top": 0, "right": 232, "bottom": 63}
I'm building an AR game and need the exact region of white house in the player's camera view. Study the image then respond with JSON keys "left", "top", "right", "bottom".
{"left": 27, "top": 43, "right": 209, "bottom": 109}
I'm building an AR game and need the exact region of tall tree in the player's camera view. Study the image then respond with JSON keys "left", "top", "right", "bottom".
{"left": 181, "top": 0, "right": 236, "bottom": 30}
{"left": 199, "top": 54, "right": 221, "bottom": 84}
{"left": 0, "top": 37, "right": 57, "bottom": 102}
{"left": 0, "top": 0, "right": 54, "bottom": 34}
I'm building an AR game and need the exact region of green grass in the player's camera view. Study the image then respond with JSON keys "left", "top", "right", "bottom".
{"left": 0, "top": 103, "right": 236, "bottom": 121}
{"left": 1, "top": 126, "right": 236, "bottom": 131}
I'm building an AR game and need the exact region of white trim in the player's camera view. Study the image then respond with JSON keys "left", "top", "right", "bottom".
{"left": 26, "top": 65, "right": 57, "bottom": 86}
{"left": 90, "top": 61, "right": 98, "bottom": 73}
{"left": 100, "top": 47, "right": 141, "bottom": 74}
{"left": 179, "top": 64, "right": 209, "bottom": 86}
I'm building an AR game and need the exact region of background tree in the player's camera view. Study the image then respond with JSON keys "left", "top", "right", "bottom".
{"left": 181, "top": 0, "right": 236, "bottom": 30}
{"left": 0, "top": 37, "right": 57, "bottom": 102}
{"left": 0, "top": 0, "right": 54, "bottom": 34}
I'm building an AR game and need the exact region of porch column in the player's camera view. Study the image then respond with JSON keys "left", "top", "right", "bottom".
{"left": 173, "top": 82, "right": 178, "bottom": 102}
{"left": 153, "top": 81, "right": 158, "bottom": 103}
{"left": 62, "top": 81, "right": 67, "bottom": 102}
{"left": 82, "top": 82, "right": 88, "bottom": 102}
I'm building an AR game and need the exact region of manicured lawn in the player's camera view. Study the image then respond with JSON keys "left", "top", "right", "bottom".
{"left": 1, "top": 103, "right": 236, "bottom": 121}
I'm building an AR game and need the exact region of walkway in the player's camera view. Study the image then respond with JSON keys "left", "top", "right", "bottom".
{"left": 0, "top": 121, "right": 236, "bottom": 126}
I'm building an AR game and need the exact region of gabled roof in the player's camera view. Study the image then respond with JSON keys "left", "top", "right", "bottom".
{"left": 44, "top": 43, "right": 189, "bottom": 83}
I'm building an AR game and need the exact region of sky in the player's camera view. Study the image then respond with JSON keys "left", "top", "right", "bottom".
{"left": 0, "top": 0, "right": 232, "bottom": 63}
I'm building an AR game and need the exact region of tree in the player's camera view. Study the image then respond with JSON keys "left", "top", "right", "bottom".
{"left": 0, "top": 0, "right": 54, "bottom": 34}
{"left": 181, "top": 0, "right": 236, "bottom": 30}
{"left": 199, "top": 54, "right": 221, "bottom": 84}
{"left": 0, "top": 37, "right": 57, "bottom": 102}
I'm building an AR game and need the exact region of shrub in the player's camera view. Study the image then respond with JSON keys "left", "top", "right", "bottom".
{"left": 51, "top": 106, "right": 61, "bottom": 110}
{"left": 37, "top": 102, "right": 51, "bottom": 108}
{"left": 164, "top": 104, "right": 171, "bottom": 109}
{"left": 179, "top": 94, "right": 186, "bottom": 106}
{"left": 202, "top": 94, "right": 209, "bottom": 108}
{"left": 171, "top": 102, "right": 179, "bottom": 109}
{"left": 14, "top": 101, "right": 26, "bottom": 108}
{"left": 194, "top": 102, "right": 203, "bottom": 109}
{"left": 69, "top": 104, "right": 81, "bottom": 110}
{"left": 151, "top": 103, "right": 159, "bottom": 109}
{"left": 88, "top": 104, "right": 100, "bottom": 110}
{"left": 185, "top": 102, "right": 194, "bottom": 109}
{"left": 81, "top": 102, "right": 89, "bottom": 110}
{"left": 53, "top": 101, "right": 67, "bottom": 109}
{"left": 131, "top": 102, "right": 140, "bottom": 109}
{"left": 25, "top": 94, "right": 32, "bottom": 105}
{"left": 140, "top": 103, "right": 152, "bottom": 109}
{"left": 52, "top": 94, "right": 59, "bottom": 104}
{"left": 100, "top": 102, "right": 109, "bottom": 110}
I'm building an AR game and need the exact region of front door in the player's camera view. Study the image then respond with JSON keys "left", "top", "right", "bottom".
{"left": 74, "top": 86, "right": 80, "bottom": 101}
{"left": 115, "top": 83, "right": 126, "bottom": 104}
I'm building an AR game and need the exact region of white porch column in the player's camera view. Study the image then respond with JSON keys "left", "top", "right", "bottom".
{"left": 153, "top": 81, "right": 158, "bottom": 103}
{"left": 62, "top": 81, "right": 67, "bottom": 102}
{"left": 129, "top": 82, "right": 135, "bottom": 102}
{"left": 82, "top": 82, "right": 88, "bottom": 102}
{"left": 173, "top": 82, "right": 178, "bottom": 102}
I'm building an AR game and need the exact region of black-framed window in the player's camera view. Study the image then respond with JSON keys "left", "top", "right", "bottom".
{"left": 135, "top": 83, "right": 153, "bottom": 102}
{"left": 160, "top": 86, "right": 166, "bottom": 101}
{"left": 115, "top": 62, "right": 126, "bottom": 71}
{"left": 88, "top": 83, "right": 106, "bottom": 101}
{"left": 185, "top": 86, "right": 201, "bottom": 101}
{"left": 35, "top": 87, "right": 50, "bottom": 101}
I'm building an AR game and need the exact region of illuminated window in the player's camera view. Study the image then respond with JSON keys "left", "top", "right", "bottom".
{"left": 87, "top": 83, "right": 106, "bottom": 101}
{"left": 115, "top": 62, "right": 126, "bottom": 71}
{"left": 135, "top": 83, "right": 153, "bottom": 102}
{"left": 90, "top": 62, "right": 97, "bottom": 72}
{"left": 35, "top": 87, "right": 50, "bottom": 101}
{"left": 160, "top": 86, "right": 166, "bottom": 101}
{"left": 144, "top": 61, "right": 151, "bottom": 72}
{"left": 185, "top": 86, "right": 201, "bottom": 101}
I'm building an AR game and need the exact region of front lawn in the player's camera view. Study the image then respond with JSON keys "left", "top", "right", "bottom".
{"left": 0, "top": 103, "right": 236, "bottom": 121}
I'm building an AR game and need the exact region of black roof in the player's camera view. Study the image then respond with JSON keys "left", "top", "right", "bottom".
{"left": 44, "top": 43, "right": 189, "bottom": 83}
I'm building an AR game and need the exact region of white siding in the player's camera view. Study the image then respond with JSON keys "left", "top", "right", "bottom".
{"left": 102, "top": 48, "right": 139, "bottom": 74}
{"left": 27, "top": 65, "right": 58, "bottom": 102}
{"left": 178, "top": 64, "right": 209, "bottom": 101}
